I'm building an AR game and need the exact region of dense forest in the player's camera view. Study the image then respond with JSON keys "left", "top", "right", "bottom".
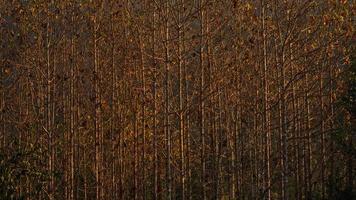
{"left": 0, "top": 0, "right": 355, "bottom": 199}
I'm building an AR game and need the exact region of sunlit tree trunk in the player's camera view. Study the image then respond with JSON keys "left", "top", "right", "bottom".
{"left": 290, "top": 44, "right": 301, "bottom": 200}
{"left": 134, "top": 99, "right": 139, "bottom": 200}
{"left": 110, "top": 10, "right": 117, "bottom": 199}
{"left": 69, "top": 9, "right": 76, "bottom": 200}
{"left": 92, "top": 6, "right": 102, "bottom": 198}
{"left": 304, "top": 70, "right": 312, "bottom": 199}
{"left": 139, "top": 26, "right": 146, "bottom": 200}
{"left": 151, "top": 2, "right": 158, "bottom": 198}
{"left": 45, "top": 2, "right": 54, "bottom": 198}
{"left": 178, "top": 0, "right": 185, "bottom": 198}
{"left": 183, "top": 15, "right": 192, "bottom": 199}
{"left": 198, "top": 0, "right": 206, "bottom": 198}
{"left": 164, "top": 1, "right": 172, "bottom": 198}
{"left": 261, "top": 0, "right": 271, "bottom": 198}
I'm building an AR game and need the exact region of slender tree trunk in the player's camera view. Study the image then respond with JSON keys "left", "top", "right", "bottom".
{"left": 62, "top": 38, "right": 68, "bottom": 200}
{"left": 93, "top": 9, "right": 101, "bottom": 199}
{"left": 305, "top": 71, "right": 312, "bottom": 199}
{"left": 198, "top": 0, "right": 206, "bottom": 198}
{"left": 70, "top": 13, "right": 76, "bottom": 200}
{"left": 139, "top": 27, "right": 146, "bottom": 200}
{"left": 253, "top": 93, "right": 258, "bottom": 200}
{"left": 0, "top": 58, "right": 3, "bottom": 148}
{"left": 231, "top": 107, "right": 237, "bottom": 199}
{"left": 216, "top": 87, "right": 222, "bottom": 200}
{"left": 184, "top": 18, "right": 192, "bottom": 200}
{"left": 164, "top": 1, "right": 172, "bottom": 198}
{"left": 134, "top": 103, "right": 138, "bottom": 200}
{"left": 152, "top": 2, "right": 158, "bottom": 199}
{"left": 274, "top": 3, "right": 288, "bottom": 197}
{"left": 290, "top": 46, "right": 300, "bottom": 200}
{"left": 329, "top": 63, "right": 335, "bottom": 198}
{"left": 46, "top": 3, "right": 54, "bottom": 198}
{"left": 261, "top": 1, "right": 271, "bottom": 198}
{"left": 347, "top": 115, "right": 354, "bottom": 193}
{"left": 110, "top": 11, "right": 116, "bottom": 200}
{"left": 178, "top": 0, "right": 185, "bottom": 198}
{"left": 319, "top": 63, "right": 326, "bottom": 199}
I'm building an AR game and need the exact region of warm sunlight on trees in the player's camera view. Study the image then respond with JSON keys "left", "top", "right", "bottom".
{"left": 0, "top": 0, "right": 354, "bottom": 199}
